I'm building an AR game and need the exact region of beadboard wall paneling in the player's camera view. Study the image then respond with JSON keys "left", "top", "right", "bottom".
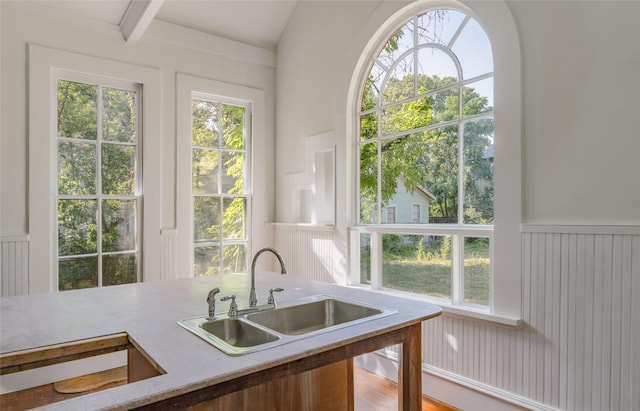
{"left": 276, "top": 225, "right": 640, "bottom": 411}
{"left": 273, "top": 224, "right": 336, "bottom": 283}
{"left": 1, "top": 236, "right": 29, "bottom": 297}
{"left": 161, "top": 229, "right": 178, "bottom": 280}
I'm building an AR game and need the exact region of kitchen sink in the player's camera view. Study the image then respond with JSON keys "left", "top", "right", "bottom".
{"left": 179, "top": 295, "right": 396, "bottom": 356}
{"left": 179, "top": 317, "right": 281, "bottom": 356}
{"left": 201, "top": 318, "right": 280, "bottom": 347}
{"left": 247, "top": 297, "right": 386, "bottom": 335}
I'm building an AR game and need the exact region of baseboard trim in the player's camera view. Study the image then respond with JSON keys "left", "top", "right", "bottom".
{"left": 355, "top": 350, "right": 560, "bottom": 411}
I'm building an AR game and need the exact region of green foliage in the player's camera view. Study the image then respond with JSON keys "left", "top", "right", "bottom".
{"left": 440, "top": 236, "right": 451, "bottom": 260}
{"left": 191, "top": 100, "right": 248, "bottom": 276}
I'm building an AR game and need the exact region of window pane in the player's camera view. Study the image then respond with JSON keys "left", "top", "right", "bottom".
{"left": 360, "top": 233, "right": 371, "bottom": 285}
{"left": 382, "top": 234, "right": 451, "bottom": 299}
{"left": 417, "top": 47, "right": 458, "bottom": 88}
{"left": 194, "top": 245, "right": 220, "bottom": 276}
{"left": 361, "top": 63, "right": 384, "bottom": 111}
{"left": 58, "top": 140, "right": 96, "bottom": 195}
{"left": 463, "top": 77, "right": 493, "bottom": 117}
{"left": 102, "top": 87, "right": 136, "bottom": 142}
{"left": 421, "top": 127, "right": 459, "bottom": 223}
{"left": 359, "top": 142, "right": 378, "bottom": 223}
{"left": 222, "top": 198, "right": 246, "bottom": 240}
{"left": 451, "top": 18, "right": 493, "bottom": 79}
{"left": 223, "top": 244, "right": 246, "bottom": 273}
{"left": 57, "top": 80, "right": 97, "bottom": 140}
{"left": 221, "top": 105, "right": 245, "bottom": 150}
{"left": 58, "top": 199, "right": 97, "bottom": 256}
{"left": 102, "top": 200, "right": 136, "bottom": 252}
{"left": 103, "top": 253, "right": 137, "bottom": 286}
{"left": 463, "top": 118, "right": 494, "bottom": 224}
{"left": 382, "top": 54, "right": 414, "bottom": 105}
{"left": 379, "top": 133, "right": 432, "bottom": 224}
{"left": 102, "top": 143, "right": 136, "bottom": 195}
{"left": 192, "top": 148, "right": 219, "bottom": 194}
{"left": 359, "top": 112, "right": 377, "bottom": 141}
{"left": 463, "top": 237, "right": 490, "bottom": 306}
{"left": 377, "top": 24, "right": 413, "bottom": 68}
{"left": 194, "top": 197, "right": 220, "bottom": 242}
{"left": 417, "top": 9, "right": 467, "bottom": 46}
{"left": 429, "top": 87, "right": 459, "bottom": 124}
{"left": 221, "top": 151, "right": 244, "bottom": 194}
{"left": 381, "top": 97, "right": 433, "bottom": 135}
{"left": 192, "top": 99, "right": 219, "bottom": 148}
{"left": 59, "top": 256, "right": 98, "bottom": 290}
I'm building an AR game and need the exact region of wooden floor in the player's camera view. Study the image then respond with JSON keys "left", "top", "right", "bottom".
{"left": 354, "top": 366, "right": 460, "bottom": 411}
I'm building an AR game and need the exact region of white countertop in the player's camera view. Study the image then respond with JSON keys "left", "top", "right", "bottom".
{"left": 0, "top": 273, "right": 441, "bottom": 410}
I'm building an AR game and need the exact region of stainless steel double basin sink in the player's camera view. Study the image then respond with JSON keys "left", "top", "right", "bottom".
{"left": 178, "top": 294, "right": 397, "bottom": 356}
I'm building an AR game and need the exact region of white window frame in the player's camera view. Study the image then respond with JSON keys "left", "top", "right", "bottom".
{"left": 176, "top": 74, "right": 265, "bottom": 278}
{"left": 29, "top": 45, "right": 162, "bottom": 294}
{"left": 346, "top": 0, "right": 522, "bottom": 322}
{"left": 190, "top": 93, "right": 252, "bottom": 276}
{"left": 55, "top": 74, "right": 143, "bottom": 288}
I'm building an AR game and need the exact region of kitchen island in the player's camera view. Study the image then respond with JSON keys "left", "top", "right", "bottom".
{"left": 1, "top": 273, "right": 441, "bottom": 410}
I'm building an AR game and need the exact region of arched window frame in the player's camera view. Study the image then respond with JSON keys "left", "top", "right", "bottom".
{"left": 346, "top": 0, "right": 521, "bottom": 322}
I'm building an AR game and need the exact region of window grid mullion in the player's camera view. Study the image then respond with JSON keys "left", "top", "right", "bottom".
{"left": 370, "top": 231, "right": 382, "bottom": 289}
{"left": 451, "top": 234, "right": 463, "bottom": 304}
{"left": 96, "top": 85, "right": 103, "bottom": 287}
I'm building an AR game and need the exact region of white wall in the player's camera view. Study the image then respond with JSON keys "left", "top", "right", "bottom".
{"left": 0, "top": 2, "right": 277, "bottom": 288}
{"left": 512, "top": 1, "right": 640, "bottom": 225}
{"left": 275, "top": 1, "right": 640, "bottom": 410}
{"left": 276, "top": 0, "right": 639, "bottom": 228}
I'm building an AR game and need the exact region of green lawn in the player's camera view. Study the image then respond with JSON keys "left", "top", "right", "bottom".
{"left": 365, "top": 235, "right": 490, "bottom": 306}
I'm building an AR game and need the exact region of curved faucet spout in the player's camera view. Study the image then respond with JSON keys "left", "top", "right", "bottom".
{"left": 206, "top": 287, "right": 220, "bottom": 320}
{"left": 249, "top": 247, "right": 287, "bottom": 307}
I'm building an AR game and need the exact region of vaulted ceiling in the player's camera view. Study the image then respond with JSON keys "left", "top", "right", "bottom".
{"left": 30, "top": 0, "right": 299, "bottom": 50}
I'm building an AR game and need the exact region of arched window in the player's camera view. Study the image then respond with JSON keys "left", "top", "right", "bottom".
{"left": 351, "top": 2, "right": 520, "bottom": 318}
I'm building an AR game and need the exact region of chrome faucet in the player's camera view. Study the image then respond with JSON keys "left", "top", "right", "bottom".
{"left": 206, "top": 287, "right": 220, "bottom": 320}
{"left": 249, "top": 247, "right": 287, "bottom": 307}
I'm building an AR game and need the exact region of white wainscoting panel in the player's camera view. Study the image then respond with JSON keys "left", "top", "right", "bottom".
{"left": 273, "top": 224, "right": 336, "bottom": 283}
{"left": 276, "top": 225, "right": 640, "bottom": 411}
{"left": 160, "top": 229, "right": 177, "bottom": 280}
{"left": 1, "top": 235, "right": 30, "bottom": 297}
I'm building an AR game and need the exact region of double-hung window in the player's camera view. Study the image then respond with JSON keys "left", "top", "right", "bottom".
{"left": 191, "top": 95, "right": 250, "bottom": 276}
{"left": 56, "top": 76, "right": 142, "bottom": 290}
{"left": 355, "top": 8, "right": 494, "bottom": 308}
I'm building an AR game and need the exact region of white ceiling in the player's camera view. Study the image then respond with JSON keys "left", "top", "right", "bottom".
{"left": 31, "top": 0, "right": 299, "bottom": 50}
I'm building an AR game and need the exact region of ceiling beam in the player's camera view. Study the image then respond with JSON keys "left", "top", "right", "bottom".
{"left": 120, "top": 0, "right": 165, "bottom": 43}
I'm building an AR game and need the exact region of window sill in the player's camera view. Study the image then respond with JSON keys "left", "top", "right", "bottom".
{"left": 269, "top": 222, "right": 335, "bottom": 231}
{"left": 347, "top": 285, "right": 521, "bottom": 328}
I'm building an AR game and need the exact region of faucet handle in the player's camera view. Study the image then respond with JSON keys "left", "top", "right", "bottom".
{"left": 221, "top": 295, "right": 238, "bottom": 316}
{"left": 267, "top": 288, "right": 284, "bottom": 305}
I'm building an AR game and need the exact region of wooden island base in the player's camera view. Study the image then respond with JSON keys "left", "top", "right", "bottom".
{"left": 136, "top": 323, "right": 422, "bottom": 411}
